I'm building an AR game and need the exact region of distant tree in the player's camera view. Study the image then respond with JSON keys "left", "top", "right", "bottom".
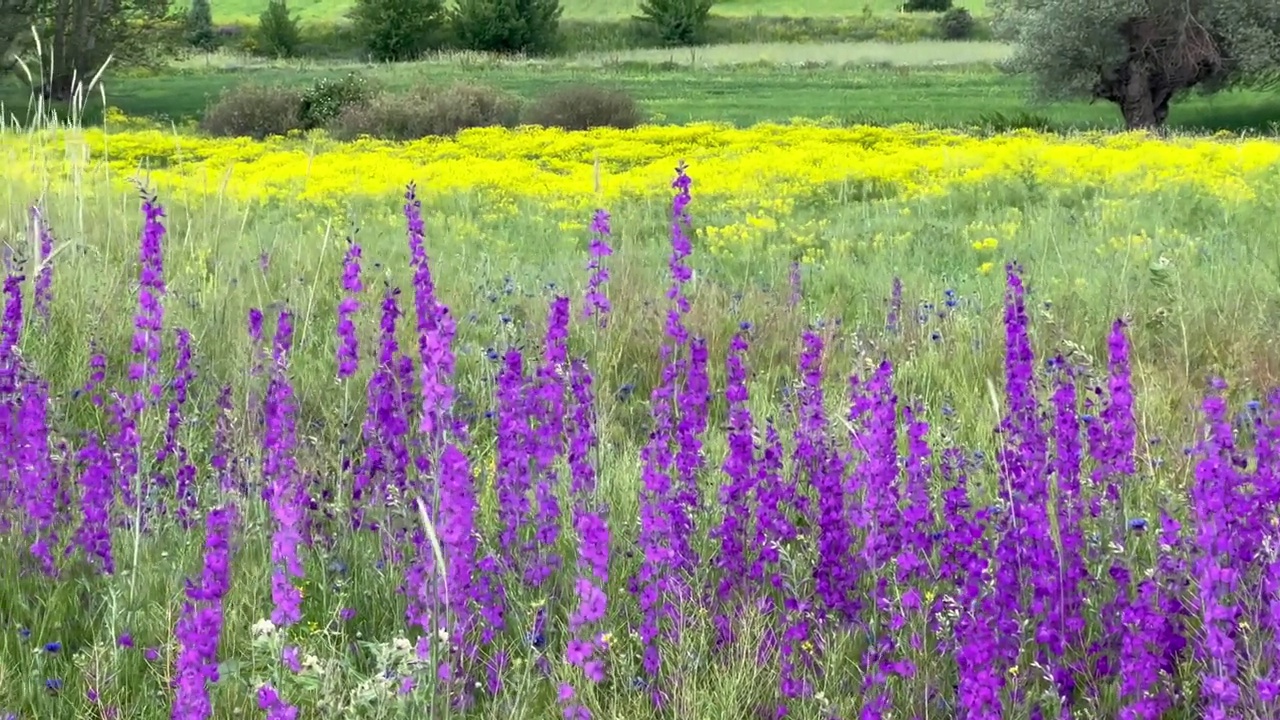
{"left": 349, "top": 0, "right": 445, "bottom": 63}
{"left": 451, "top": 0, "right": 562, "bottom": 55}
{"left": 991, "top": 0, "right": 1280, "bottom": 130}
{"left": 257, "top": 0, "right": 301, "bottom": 58}
{"left": 186, "top": 0, "right": 217, "bottom": 52}
{"left": 637, "top": 0, "right": 716, "bottom": 47}
{"left": 0, "top": 0, "right": 176, "bottom": 100}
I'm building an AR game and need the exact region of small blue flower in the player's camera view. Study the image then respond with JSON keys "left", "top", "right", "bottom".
{"left": 44, "top": 641, "right": 61, "bottom": 653}
{"left": 18, "top": 628, "right": 30, "bottom": 640}
{"left": 485, "top": 348, "right": 499, "bottom": 362}
{"left": 527, "top": 631, "right": 546, "bottom": 651}
{"left": 499, "top": 314, "right": 512, "bottom": 325}
{"left": 1247, "top": 400, "right": 1262, "bottom": 413}
{"left": 616, "top": 383, "right": 635, "bottom": 401}
{"left": 739, "top": 321, "right": 752, "bottom": 332}
{"left": 45, "top": 678, "right": 62, "bottom": 693}
{"left": 930, "top": 331, "right": 942, "bottom": 342}
{"left": 1128, "top": 518, "right": 1149, "bottom": 532}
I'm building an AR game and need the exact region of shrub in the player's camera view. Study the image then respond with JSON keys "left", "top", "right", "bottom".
{"left": 185, "top": 0, "right": 218, "bottom": 51}
{"left": 939, "top": 7, "right": 974, "bottom": 39}
{"left": 328, "top": 83, "right": 522, "bottom": 140}
{"left": 349, "top": 0, "right": 446, "bottom": 62}
{"left": 199, "top": 84, "right": 306, "bottom": 139}
{"left": 903, "top": 0, "right": 951, "bottom": 11}
{"left": 256, "top": 0, "right": 302, "bottom": 58}
{"left": 300, "top": 73, "right": 381, "bottom": 129}
{"left": 451, "top": 0, "right": 563, "bottom": 55}
{"left": 523, "top": 84, "right": 645, "bottom": 131}
{"left": 636, "top": 0, "right": 716, "bottom": 46}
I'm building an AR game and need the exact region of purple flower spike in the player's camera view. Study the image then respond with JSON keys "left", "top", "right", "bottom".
{"left": 583, "top": 209, "right": 614, "bottom": 327}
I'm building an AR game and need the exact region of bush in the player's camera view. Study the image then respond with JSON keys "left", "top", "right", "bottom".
{"left": 328, "top": 83, "right": 523, "bottom": 140}
{"left": 523, "top": 85, "right": 646, "bottom": 131}
{"left": 199, "top": 85, "right": 305, "bottom": 139}
{"left": 185, "top": 0, "right": 218, "bottom": 51}
{"left": 300, "top": 73, "right": 381, "bottom": 129}
{"left": 451, "top": 0, "right": 563, "bottom": 55}
{"left": 903, "top": 0, "right": 951, "bottom": 11}
{"left": 939, "top": 7, "right": 974, "bottom": 39}
{"left": 349, "top": 0, "right": 446, "bottom": 62}
{"left": 257, "top": 0, "right": 302, "bottom": 58}
{"left": 636, "top": 0, "right": 716, "bottom": 46}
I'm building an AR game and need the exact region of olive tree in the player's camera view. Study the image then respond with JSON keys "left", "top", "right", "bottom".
{"left": 990, "top": 0, "right": 1280, "bottom": 129}
{"left": 2, "top": 0, "right": 174, "bottom": 100}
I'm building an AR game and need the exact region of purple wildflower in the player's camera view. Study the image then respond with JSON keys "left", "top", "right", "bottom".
{"left": 30, "top": 205, "right": 54, "bottom": 323}
{"left": 583, "top": 208, "right": 614, "bottom": 327}
{"left": 129, "top": 197, "right": 167, "bottom": 405}
{"left": 173, "top": 506, "right": 236, "bottom": 720}
{"left": 73, "top": 432, "right": 115, "bottom": 574}
{"left": 336, "top": 240, "right": 362, "bottom": 379}
{"left": 264, "top": 310, "right": 304, "bottom": 628}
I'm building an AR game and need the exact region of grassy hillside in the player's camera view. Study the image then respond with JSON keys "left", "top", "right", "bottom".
{"left": 207, "top": 0, "right": 988, "bottom": 24}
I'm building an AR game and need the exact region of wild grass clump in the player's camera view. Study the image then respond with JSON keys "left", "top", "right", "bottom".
{"left": 522, "top": 84, "right": 646, "bottom": 130}
{"left": 328, "top": 82, "right": 522, "bottom": 140}
{"left": 199, "top": 83, "right": 305, "bottom": 138}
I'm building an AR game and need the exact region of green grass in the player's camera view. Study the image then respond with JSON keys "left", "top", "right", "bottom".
{"left": 206, "top": 0, "right": 988, "bottom": 24}
{"left": 7, "top": 49, "right": 1277, "bottom": 134}
{"left": 1, "top": 115, "right": 1279, "bottom": 717}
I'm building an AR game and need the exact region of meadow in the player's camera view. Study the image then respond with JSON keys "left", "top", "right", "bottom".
{"left": 2, "top": 104, "right": 1280, "bottom": 720}
{"left": 205, "top": 0, "right": 988, "bottom": 24}
{"left": 8, "top": 45, "right": 1280, "bottom": 135}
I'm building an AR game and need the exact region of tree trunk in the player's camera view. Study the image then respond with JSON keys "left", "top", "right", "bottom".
{"left": 1118, "top": 61, "right": 1159, "bottom": 130}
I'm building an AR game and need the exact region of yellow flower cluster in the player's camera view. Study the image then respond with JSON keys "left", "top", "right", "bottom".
{"left": 5, "top": 123, "right": 1280, "bottom": 215}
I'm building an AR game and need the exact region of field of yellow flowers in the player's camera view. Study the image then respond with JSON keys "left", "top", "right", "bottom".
{"left": 6, "top": 121, "right": 1280, "bottom": 261}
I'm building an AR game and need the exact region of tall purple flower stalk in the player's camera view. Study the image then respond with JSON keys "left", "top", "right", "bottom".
{"left": 130, "top": 197, "right": 167, "bottom": 405}
{"left": 264, "top": 310, "right": 304, "bottom": 628}
{"left": 1192, "top": 378, "right": 1243, "bottom": 720}
{"left": 30, "top": 205, "right": 54, "bottom": 323}
{"left": 336, "top": 240, "right": 363, "bottom": 380}
{"left": 431, "top": 444, "right": 479, "bottom": 690}
{"left": 495, "top": 348, "right": 532, "bottom": 575}
{"left": 173, "top": 505, "right": 236, "bottom": 720}
{"left": 564, "top": 357, "right": 609, "bottom": 719}
{"left": 355, "top": 289, "right": 403, "bottom": 533}
{"left": 211, "top": 386, "right": 236, "bottom": 494}
{"left": 583, "top": 209, "right": 613, "bottom": 327}
{"left": 18, "top": 377, "right": 58, "bottom": 575}
{"left": 525, "top": 296, "right": 570, "bottom": 588}
{"left": 405, "top": 183, "right": 456, "bottom": 443}
{"left": 73, "top": 432, "right": 115, "bottom": 575}
{"left": 632, "top": 164, "right": 700, "bottom": 704}
{"left": 0, "top": 272, "right": 25, "bottom": 529}
{"left": 711, "top": 328, "right": 756, "bottom": 645}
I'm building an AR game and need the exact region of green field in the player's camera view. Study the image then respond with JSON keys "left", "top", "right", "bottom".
{"left": 6, "top": 45, "right": 1276, "bottom": 134}
{"left": 206, "top": 0, "right": 988, "bottom": 24}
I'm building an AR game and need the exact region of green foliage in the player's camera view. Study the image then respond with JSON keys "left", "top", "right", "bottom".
{"left": 903, "top": 0, "right": 950, "bottom": 12}
{"left": 0, "top": 0, "right": 176, "bottom": 97}
{"left": 990, "top": 0, "right": 1280, "bottom": 101}
{"left": 348, "top": 0, "right": 446, "bottom": 62}
{"left": 451, "top": 0, "right": 564, "bottom": 54}
{"left": 199, "top": 83, "right": 306, "bottom": 138}
{"left": 328, "top": 82, "right": 523, "bottom": 140}
{"left": 523, "top": 83, "right": 646, "bottom": 130}
{"left": 300, "top": 72, "right": 381, "bottom": 129}
{"left": 256, "top": 0, "right": 302, "bottom": 58}
{"left": 636, "top": 0, "right": 717, "bottom": 47}
{"left": 939, "top": 7, "right": 973, "bottom": 40}
{"left": 185, "top": 0, "right": 218, "bottom": 51}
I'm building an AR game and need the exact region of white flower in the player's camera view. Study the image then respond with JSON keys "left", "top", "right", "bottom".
{"left": 251, "top": 619, "right": 277, "bottom": 638}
